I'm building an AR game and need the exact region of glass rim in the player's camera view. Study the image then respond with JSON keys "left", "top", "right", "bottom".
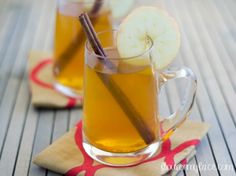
{"left": 85, "top": 29, "right": 154, "bottom": 60}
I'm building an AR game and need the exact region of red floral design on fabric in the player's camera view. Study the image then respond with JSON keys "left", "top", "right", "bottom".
{"left": 66, "top": 121, "right": 200, "bottom": 176}
{"left": 30, "top": 59, "right": 82, "bottom": 108}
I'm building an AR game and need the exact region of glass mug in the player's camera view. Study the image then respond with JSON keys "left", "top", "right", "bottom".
{"left": 53, "top": 0, "right": 112, "bottom": 97}
{"left": 82, "top": 30, "right": 197, "bottom": 166}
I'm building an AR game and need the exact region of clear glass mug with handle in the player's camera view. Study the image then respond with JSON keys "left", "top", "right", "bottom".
{"left": 82, "top": 30, "right": 197, "bottom": 166}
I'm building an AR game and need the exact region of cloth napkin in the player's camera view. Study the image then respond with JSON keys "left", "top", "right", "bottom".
{"left": 28, "top": 51, "right": 83, "bottom": 108}
{"left": 33, "top": 120, "right": 209, "bottom": 176}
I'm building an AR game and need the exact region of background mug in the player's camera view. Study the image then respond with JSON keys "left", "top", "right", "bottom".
{"left": 53, "top": 0, "right": 112, "bottom": 97}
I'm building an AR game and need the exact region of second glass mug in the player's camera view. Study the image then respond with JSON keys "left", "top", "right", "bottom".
{"left": 82, "top": 30, "right": 197, "bottom": 166}
{"left": 53, "top": 0, "right": 112, "bottom": 97}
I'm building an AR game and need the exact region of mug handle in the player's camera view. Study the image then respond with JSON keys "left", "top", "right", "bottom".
{"left": 158, "top": 67, "right": 197, "bottom": 141}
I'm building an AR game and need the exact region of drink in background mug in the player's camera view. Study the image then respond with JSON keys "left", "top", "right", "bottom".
{"left": 53, "top": 0, "right": 112, "bottom": 97}
{"left": 82, "top": 30, "right": 197, "bottom": 166}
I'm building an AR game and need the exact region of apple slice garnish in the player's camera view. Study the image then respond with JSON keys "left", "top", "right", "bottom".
{"left": 117, "top": 6, "right": 180, "bottom": 70}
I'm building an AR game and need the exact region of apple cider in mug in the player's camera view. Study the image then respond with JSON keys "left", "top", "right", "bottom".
{"left": 83, "top": 48, "right": 160, "bottom": 153}
{"left": 53, "top": 0, "right": 112, "bottom": 93}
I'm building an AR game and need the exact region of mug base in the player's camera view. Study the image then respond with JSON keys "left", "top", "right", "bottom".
{"left": 82, "top": 138, "right": 160, "bottom": 166}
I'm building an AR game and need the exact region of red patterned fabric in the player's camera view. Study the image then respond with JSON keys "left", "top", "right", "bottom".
{"left": 66, "top": 121, "right": 200, "bottom": 176}
{"left": 28, "top": 53, "right": 83, "bottom": 108}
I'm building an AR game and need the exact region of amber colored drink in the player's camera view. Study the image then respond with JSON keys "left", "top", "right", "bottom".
{"left": 53, "top": 9, "right": 112, "bottom": 92}
{"left": 83, "top": 50, "right": 160, "bottom": 153}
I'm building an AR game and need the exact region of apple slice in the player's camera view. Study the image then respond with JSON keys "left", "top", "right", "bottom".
{"left": 109, "top": 0, "right": 134, "bottom": 19}
{"left": 117, "top": 6, "right": 180, "bottom": 70}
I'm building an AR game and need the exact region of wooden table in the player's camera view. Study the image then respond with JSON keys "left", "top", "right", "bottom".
{"left": 0, "top": 0, "right": 235, "bottom": 175}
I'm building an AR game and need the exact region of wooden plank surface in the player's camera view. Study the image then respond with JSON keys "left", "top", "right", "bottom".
{"left": 164, "top": 1, "right": 236, "bottom": 175}
{"left": 0, "top": 0, "right": 235, "bottom": 175}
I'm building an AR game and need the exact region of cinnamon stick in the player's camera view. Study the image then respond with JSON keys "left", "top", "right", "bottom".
{"left": 79, "top": 13, "right": 156, "bottom": 144}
